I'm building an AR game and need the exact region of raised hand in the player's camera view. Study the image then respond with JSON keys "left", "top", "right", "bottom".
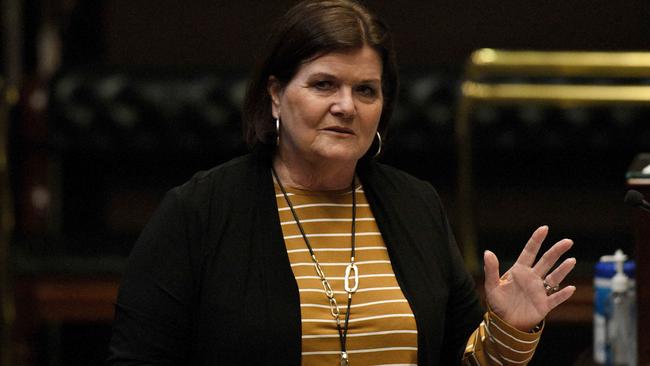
{"left": 483, "top": 226, "right": 577, "bottom": 331}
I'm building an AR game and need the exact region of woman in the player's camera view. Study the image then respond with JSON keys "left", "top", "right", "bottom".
{"left": 108, "top": 1, "right": 576, "bottom": 365}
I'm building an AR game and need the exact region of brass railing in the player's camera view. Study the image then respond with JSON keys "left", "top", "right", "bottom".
{"left": 455, "top": 49, "right": 650, "bottom": 273}
{"left": 0, "top": 77, "right": 17, "bottom": 366}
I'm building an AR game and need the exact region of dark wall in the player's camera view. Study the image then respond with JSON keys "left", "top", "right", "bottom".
{"left": 16, "top": 2, "right": 648, "bottom": 364}
{"left": 103, "top": 0, "right": 650, "bottom": 69}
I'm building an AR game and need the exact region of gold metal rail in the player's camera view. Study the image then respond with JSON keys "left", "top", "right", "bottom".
{"left": 455, "top": 49, "right": 650, "bottom": 273}
{"left": 468, "top": 49, "right": 650, "bottom": 78}
{"left": 0, "top": 77, "right": 17, "bottom": 366}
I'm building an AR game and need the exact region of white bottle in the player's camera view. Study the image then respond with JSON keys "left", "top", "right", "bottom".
{"left": 605, "top": 249, "right": 637, "bottom": 366}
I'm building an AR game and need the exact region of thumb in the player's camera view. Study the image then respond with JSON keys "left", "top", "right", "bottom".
{"left": 483, "top": 250, "right": 501, "bottom": 292}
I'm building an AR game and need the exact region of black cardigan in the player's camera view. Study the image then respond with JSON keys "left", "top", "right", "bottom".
{"left": 108, "top": 146, "right": 484, "bottom": 365}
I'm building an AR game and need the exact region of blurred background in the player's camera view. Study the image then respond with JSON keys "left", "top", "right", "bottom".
{"left": 2, "top": 0, "right": 650, "bottom": 365}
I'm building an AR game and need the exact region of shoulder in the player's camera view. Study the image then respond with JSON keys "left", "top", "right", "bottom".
{"left": 146, "top": 150, "right": 270, "bottom": 256}
{"left": 170, "top": 150, "right": 265, "bottom": 209}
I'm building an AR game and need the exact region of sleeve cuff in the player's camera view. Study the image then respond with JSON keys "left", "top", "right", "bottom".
{"left": 486, "top": 309, "right": 544, "bottom": 343}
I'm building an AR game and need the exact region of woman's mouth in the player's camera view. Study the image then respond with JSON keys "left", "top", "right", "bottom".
{"left": 322, "top": 126, "right": 355, "bottom": 135}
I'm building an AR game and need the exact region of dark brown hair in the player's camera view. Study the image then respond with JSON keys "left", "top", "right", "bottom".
{"left": 242, "top": 0, "right": 399, "bottom": 147}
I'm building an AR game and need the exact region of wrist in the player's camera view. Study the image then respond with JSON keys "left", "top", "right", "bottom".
{"left": 487, "top": 305, "right": 544, "bottom": 333}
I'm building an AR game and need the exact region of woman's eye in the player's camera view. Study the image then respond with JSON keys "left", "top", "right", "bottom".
{"left": 313, "top": 80, "right": 334, "bottom": 90}
{"left": 357, "top": 85, "right": 378, "bottom": 97}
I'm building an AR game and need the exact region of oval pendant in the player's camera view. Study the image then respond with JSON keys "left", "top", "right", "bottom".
{"left": 344, "top": 263, "right": 359, "bottom": 293}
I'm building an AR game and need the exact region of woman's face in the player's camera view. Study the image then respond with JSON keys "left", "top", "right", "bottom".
{"left": 269, "top": 45, "right": 383, "bottom": 166}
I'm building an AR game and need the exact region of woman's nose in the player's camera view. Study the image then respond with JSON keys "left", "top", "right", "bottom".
{"left": 330, "top": 88, "right": 356, "bottom": 118}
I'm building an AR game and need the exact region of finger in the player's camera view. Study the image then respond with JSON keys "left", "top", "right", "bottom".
{"left": 547, "top": 285, "right": 576, "bottom": 310}
{"left": 483, "top": 250, "right": 501, "bottom": 292}
{"left": 544, "top": 257, "right": 576, "bottom": 288}
{"left": 515, "top": 225, "right": 548, "bottom": 267}
{"left": 532, "top": 239, "right": 573, "bottom": 278}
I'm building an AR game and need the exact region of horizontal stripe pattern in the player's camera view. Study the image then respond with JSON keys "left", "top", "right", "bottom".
{"left": 283, "top": 231, "right": 382, "bottom": 240}
{"left": 275, "top": 181, "right": 417, "bottom": 366}
{"left": 290, "top": 260, "right": 392, "bottom": 267}
{"left": 302, "top": 329, "right": 417, "bottom": 339}
{"left": 302, "top": 347, "right": 418, "bottom": 355}
{"left": 277, "top": 203, "right": 371, "bottom": 211}
{"left": 281, "top": 217, "right": 376, "bottom": 226}
{"left": 301, "top": 313, "right": 415, "bottom": 324}
{"left": 463, "top": 311, "right": 543, "bottom": 365}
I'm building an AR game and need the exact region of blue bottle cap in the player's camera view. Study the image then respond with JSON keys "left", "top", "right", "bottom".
{"left": 594, "top": 261, "right": 635, "bottom": 279}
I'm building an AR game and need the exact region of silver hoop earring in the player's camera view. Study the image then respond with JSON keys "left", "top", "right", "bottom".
{"left": 275, "top": 118, "right": 280, "bottom": 147}
{"left": 373, "top": 131, "right": 382, "bottom": 158}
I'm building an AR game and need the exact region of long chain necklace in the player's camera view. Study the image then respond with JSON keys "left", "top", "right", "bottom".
{"left": 271, "top": 167, "right": 359, "bottom": 366}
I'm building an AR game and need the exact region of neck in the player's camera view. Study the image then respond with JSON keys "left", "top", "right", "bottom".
{"left": 272, "top": 151, "right": 357, "bottom": 191}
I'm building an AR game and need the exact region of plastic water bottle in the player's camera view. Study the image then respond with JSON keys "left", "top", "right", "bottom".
{"left": 594, "top": 250, "right": 636, "bottom": 365}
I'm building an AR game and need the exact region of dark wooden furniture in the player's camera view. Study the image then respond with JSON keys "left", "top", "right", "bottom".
{"left": 11, "top": 274, "right": 593, "bottom": 365}
{"left": 12, "top": 275, "right": 120, "bottom": 365}
{"left": 627, "top": 163, "right": 650, "bottom": 366}
{"left": 455, "top": 49, "right": 650, "bottom": 273}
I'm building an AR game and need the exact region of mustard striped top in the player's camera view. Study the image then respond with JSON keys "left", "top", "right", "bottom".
{"left": 275, "top": 181, "right": 542, "bottom": 366}
{"left": 276, "top": 182, "right": 418, "bottom": 366}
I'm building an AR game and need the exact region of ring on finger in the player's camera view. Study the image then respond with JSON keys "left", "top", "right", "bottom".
{"left": 543, "top": 279, "right": 560, "bottom": 295}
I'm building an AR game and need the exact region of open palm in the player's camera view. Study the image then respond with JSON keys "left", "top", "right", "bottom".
{"left": 483, "top": 226, "right": 577, "bottom": 331}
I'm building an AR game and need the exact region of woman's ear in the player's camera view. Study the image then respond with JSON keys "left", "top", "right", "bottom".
{"left": 268, "top": 76, "right": 282, "bottom": 119}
